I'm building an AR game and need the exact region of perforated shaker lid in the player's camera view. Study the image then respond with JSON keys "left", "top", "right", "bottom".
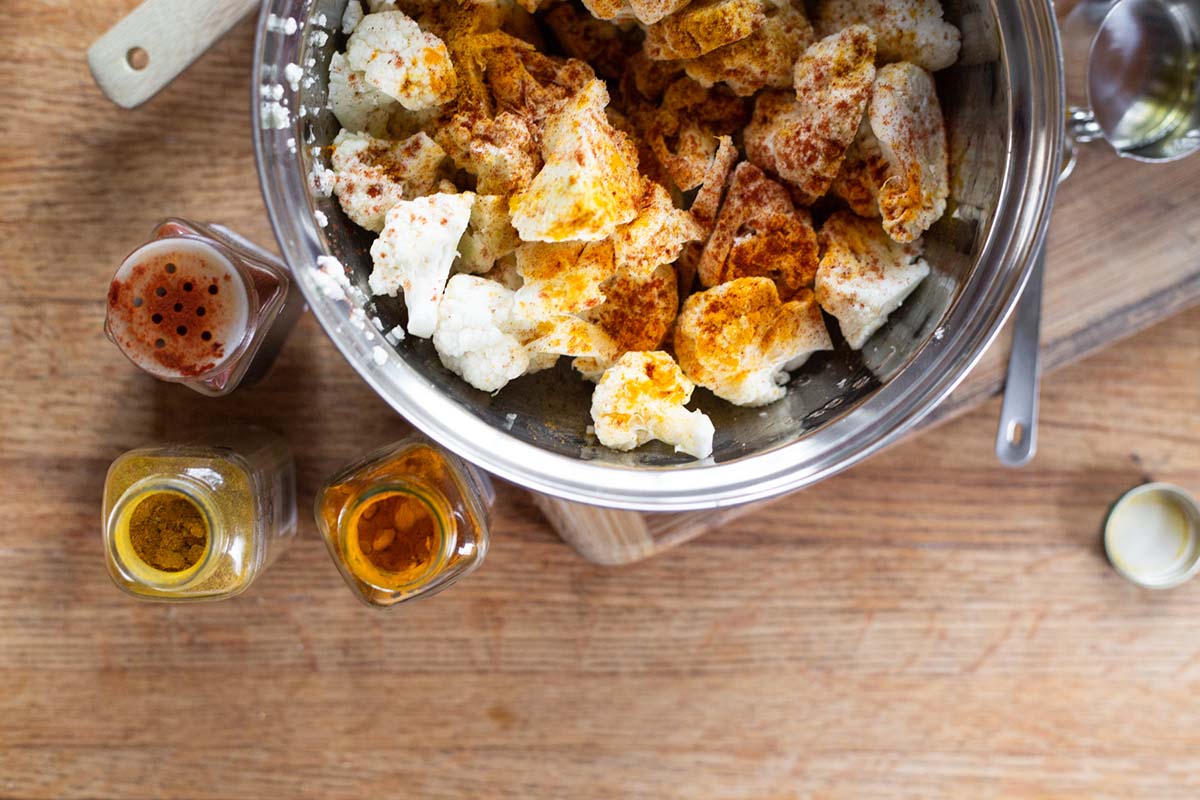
{"left": 105, "top": 238, "right": 250, "bottom": 380}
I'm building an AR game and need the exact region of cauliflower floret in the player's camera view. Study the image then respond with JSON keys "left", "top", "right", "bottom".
{"left": 369, "top": 192, "right": 476, "bottom": 338}
{"left": 484, "top": 46, "right": 596, "bottom": 125}
{"left": 643, "top": 0, "right": 766, "bottom": 61}
{"left": 817, "top": 0, "right": 961, "bottom": 72}
{"left": 434, "top": 274, "right": 530, "bottom": 391}
{"left": 682, "top": 0, "right": 813, "bottom": 96}
{"left": 575, "top": 263, "right": 679, "bottom": 380}
{"left": 590, "top": 351, "right": 715, "bottom": 459}
{"left": 580, "top": 0, "right": 638, "bottom": 21}
{"left": 831, "top": 117, "right": 888, "bottom": 218}
{"left": 436, "top": 110, "right": 540, "bottom": 197}
{"left": 331, "top": 130, "right": 447, "bottom": 232}
{"left": 483, "top": 253, "right": 524, "bottom": 291}
{"left": 544, "top": 3, "right": 640, "bottom": 78}
{"left": 815, "top": 211, "right": 930, "bottom": 349}
{"left": 329, "top": 52, "right": 398, "bottom": 137}
{"left": 676, "top": 135, "right": 738, "bottom": 290}
{"left": 510, "top": 80, "right": 642, "bottom": 242}
{"left": 675, "top": 277, "right": 832, "bottom": 407}
{"left": 611, "top": 181, "right": 703, "bottom": 278}
{"left": 457, "top": 195, "right": 520, "bottom": 274}
{"left": 697, "top": 162, "right": 819, "bottom": 300}
{"left": 345, "top": 11, "right": 458, "bottom": 110}
{"left": 869, "top": 62, "right": 949, "bottom": 243}
{"left": 522, "top": 314, "right": 618, "bottom": 365}
{"left": 744, "top": 25, "right": 875, "bottom": 203}
{"left": 343, "top": 1, "right": 366, "bottom": 34}
{"left": 513, "top": 239, "right": 617, "bottom": 318}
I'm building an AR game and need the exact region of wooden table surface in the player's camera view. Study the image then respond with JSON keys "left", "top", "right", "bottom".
{"left": 4, "top": 4, "right": 1200, "bottom": 798}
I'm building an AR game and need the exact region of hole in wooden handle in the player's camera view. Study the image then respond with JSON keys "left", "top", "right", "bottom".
{"left": 126, "top": 47, "right": 150, "bottom": 71}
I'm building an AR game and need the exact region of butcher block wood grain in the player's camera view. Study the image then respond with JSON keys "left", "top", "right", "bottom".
{"left": 3, "top": 2, "right": 1200, "bottom": 799}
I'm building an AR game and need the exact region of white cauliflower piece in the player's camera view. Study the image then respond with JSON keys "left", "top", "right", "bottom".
{"left": 522, "top": 315, "right": 618, "bottom": 365}
{"left": 815, "top": 211, "right": 930, "bottom": 349}
{"left": 331, "top": 129, "right": 446, "bottom": 232}
{"left": 345, "top": 11, "right": 458, "bottom": 110}
{"left": 434, "top": 275, "right": 530, "bottom": 392}
{"left": 580, "top": 0, "right": 638, "bottom": 21}
{"left": 817, "top": 0, "right": 961, "bottom": 72}
{"left": 457, "top": 195, "right": 520, "bottom": 274}
{"left": 744, "top": 25, "right": 876, "bottom": 203}
{"left": 329, "top": 52, "right": 397, "bottom": 137}
{"left": 510, "top": 80, "right": 641, "bottom": 243}
{"left": 590, "top": 351, "right": 715, "bottom": 459}
{"left": 342, "top": 0, "right": 365, "bottom": 33}
{"left": 611, "top": 181, "right": 703, "bottom": 278}
{"left": 869, "top": 62, "right": 949, "bottom": 243}
{"left": 369, "top": 192, "right": 476, "bottom": 338}
{"left": 436, "top": 110, "right": 540, "bottom": 197}
{"left": 675, "top": 277, "right": 832, "bottom": 407}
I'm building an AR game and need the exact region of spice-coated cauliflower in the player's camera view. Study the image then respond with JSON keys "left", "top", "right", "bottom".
{"left": 697, "top": 162, "right": 819, "bottom": 300}
{"left": 331, "top": 129, "right": 447, "bottom": 232}
{"left": 328, "top": 52, "right": 398, "bottom": 137}
{"left": 590, "top": 351, "right": 715, "bottom": 459}
{"left": 345, "top": 11, "right": 459, "bottom": 110}
{"left": 513, "top": 239, "right": 618, "bottom": 318}
{"left": 869, "top": 62, "right": 949, "bottom": 243}
{"left": 815, "top": 211, "right": 930, "bottom": 349}
{"left": 510, "top": 80, "right": 642, "bottom": 242}
{"left": 816, "top": 0, "right": 961, "bottom": 72}
{"left": 682, "top": 0, "right": 813, "bottom": 97}
{"left": 574, "top": 263, "right": 679, "bottom": 380}
{"left": 643, "top": 0, "right": 766, "bottom": 61}
{"left": 831, "top": 118, "right": 888, "bottom": 218}
{"left": 744, "top": 25, "right": 876, "bottom": 204}
{"left": 675, "top": 277, "right": 832, "bottom": 407}
{"left": 369, "top": 192, "right": 476, "bottom": 338}
{"left": 433, "top": 274, "right": 531, "bottom": 391}
{"left": 611, "top": 181, "right": 704, "bottom": 278}
{"left": 436, "top": 110, "right": 540, "bottom": 197}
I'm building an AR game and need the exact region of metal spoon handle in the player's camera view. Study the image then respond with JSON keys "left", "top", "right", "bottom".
{"left": 995, "top": 248, "right": 1045, "bottom": 467}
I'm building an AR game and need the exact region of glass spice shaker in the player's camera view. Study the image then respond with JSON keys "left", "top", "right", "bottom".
{"left": 104, "top": 218, "right": 305, "bottom": 396}
{"left": 102, "top": 427, "right": 297, "bottom": 602}
{"left": 315, "top": 435, "right": 494, "bottom": 608}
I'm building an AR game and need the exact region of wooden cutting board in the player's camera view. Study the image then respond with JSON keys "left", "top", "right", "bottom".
{"left": 540, "top": 143, "right": 1200, "bottom": 564}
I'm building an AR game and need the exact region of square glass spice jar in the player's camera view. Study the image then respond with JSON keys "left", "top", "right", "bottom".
{"left": 104, "top": 218, "right": 304, "bottom": 396}
{"left": 315, "top": 436, "right": 494, "bottom": 608}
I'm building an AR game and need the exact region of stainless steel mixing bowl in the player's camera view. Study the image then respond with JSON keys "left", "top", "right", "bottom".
{"left": 253, "top": 0, "right": 1064, "bottom": 511}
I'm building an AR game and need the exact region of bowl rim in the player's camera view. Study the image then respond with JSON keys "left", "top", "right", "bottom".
{"left": 252, "top": 0, "right": 1065, "bottom": 511}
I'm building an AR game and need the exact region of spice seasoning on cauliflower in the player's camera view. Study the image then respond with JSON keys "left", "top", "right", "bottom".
{"left": 331, "top": 130, "right": 447, "bottom": 232}
{"left": 590, "top": 351, "right": 715, "bottom": 459}
{"left": 510, "top": 80, "right": 642, "bottom": 242}
{"left": 675, "top": 277, "right": 831, "bottom": 407}
{"left": 815, "top": 211, "right": 931, "bottom": 349}
{"left": 869, "top": 62, "right": 949, "bottom": 243}
{"left": 611, "top": 181, "right": 704, "bottom": 278}
{"left": 643, "top": 0, "right": 767, "bottom": 61}
{"left": 513, "top": 239, "right": 618, "bottom": 318}
{"left": 744, "top": 25, "right": 876, "bottom": 204}
{"left": 831, "top": 118, "right": 889, "bottom": 218}
{"left": 575, "top": 263, "right": 680, "bottom": 380}
{"left": 682, "top": 0, "right": 813, "bottom": 96}
{"left": 816, "top": 0, "right": 961, "bottom": 72}
{"left": 697, "top": 162, "right": 819, "bottom": 300}
{"left": 345, "top": 10, "right": 459, "bottom": 110}
{"left": 369, "top": 192, "right": 476, "bottom": 338}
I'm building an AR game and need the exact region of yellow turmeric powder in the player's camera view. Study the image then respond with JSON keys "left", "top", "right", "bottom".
{"left": 127, "top": 492, "right": 209, "bottom": 572}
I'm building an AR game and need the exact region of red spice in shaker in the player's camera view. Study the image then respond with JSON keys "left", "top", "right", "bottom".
{"left": 105, "top": 219, "right": 304, "bottom": 396}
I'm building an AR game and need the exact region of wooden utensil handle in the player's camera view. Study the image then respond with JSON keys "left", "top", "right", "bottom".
{"left": 88, "top": 0, "right": 261, "bottom": 109}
